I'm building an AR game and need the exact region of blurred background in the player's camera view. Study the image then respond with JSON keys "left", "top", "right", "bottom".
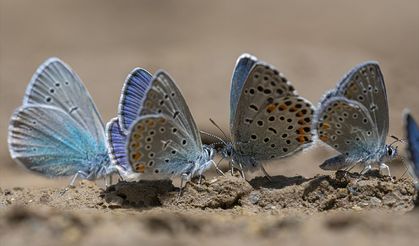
{"left": 0, "top": 0, "right": 418, "bottom": 188}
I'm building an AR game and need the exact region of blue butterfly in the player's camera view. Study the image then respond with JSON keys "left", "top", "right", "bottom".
{"left": 8, "top": 58, "right": 116, "bottom": 185}
{"left": 220, "top": 54, "right": 314, "bottom": 178}
{"left": 404, "top": 110, "right": 419, "bottom": 189}
{"left": 314, "top": 62, "right": 397, "bottom": 176}
{"left": 107, "top": 69, "right": 215, "bottom": 182}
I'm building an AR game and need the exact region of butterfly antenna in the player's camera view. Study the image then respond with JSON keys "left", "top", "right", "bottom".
{"left": 209, "top": 118, "right": 229, "bottom": 140}
{"left": 389, "top": 135, "right": 405, "bottom": 146}
{"left": 200, "top": 130, "right": 227, "bottom": 146}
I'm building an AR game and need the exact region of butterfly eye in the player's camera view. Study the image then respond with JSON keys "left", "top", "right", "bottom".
{"left": 387, "top": 147, "right": 393, "bottom": 156}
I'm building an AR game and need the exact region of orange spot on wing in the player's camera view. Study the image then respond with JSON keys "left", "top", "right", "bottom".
{"left": 296, "top": 135, "right": 306, "bottom": 143}
{"left": 131, "top": 152, "right": 142, "bottom": 161}
{"left": 289, "top": 107, "right": 297, "bottom": 112}
{"left": 136, "top": 124, "right": 145, "bottom": 132}
{"left": 278, "top": 104, "right": 287, "bottom": 111}
{"left": 322, "top": 123, "right": 330, "bottom": 129}
{"left": 130, "top": 142, "right": 139, "bottom": 149}
{"left": 320, "top": 135, "right": 329, "bottom": 142}
{"left": 266, "top": 104, "right": 277, "bottom": 113}
{"left": 147, "top": 120, "right": 155, "bottom": 127}
{"left": 135, "top": 163, "right": 145, "bottom": 173}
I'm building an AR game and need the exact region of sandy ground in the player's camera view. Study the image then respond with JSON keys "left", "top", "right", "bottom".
{"left": 0, "top": 0, "right": 419, "bottom": 245}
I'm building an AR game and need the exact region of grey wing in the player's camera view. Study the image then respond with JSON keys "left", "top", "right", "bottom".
{"left": 138, "top": 70, "right": 202, "bottom": 151}
{"left": 230, "top": 53, "right": 258, "bottom": 128}
{"left": 314, "top": 96, "right": 379, "bottom": 163}
{"left": 232, "top": 62, "right": 314, "bottom": 160}
{"left": 126, "top": 114, "right": 203, "bottom": 179}
{"left": 23, "top": 57, "right": 105, "bottom": 142}
{"left": 335, "top": 62, "right": 388, "bottom": 144}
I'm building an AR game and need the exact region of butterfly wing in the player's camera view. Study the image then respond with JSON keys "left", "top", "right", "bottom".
{"left": 230, "top": 54, "right": 258, "bottom": 128}
{"left": 334, "top": 62, "right": 388, "bottom": 144}
{"left": 137, "top": 70, "right": 203, "bottom": 151}
{"left": 405, "top": 111, "right": 419, "bottom": 180}
{"left": 8, "top": 105, "right": 108, "bottom": 178}
{"left": 127, "top": 114, "right": 205, "bottom": 179}
{"left": 232, "top": 62, "right": 314, "bottom": 161}
{"left": 106, "top": 118, "right": 129, "bottom": 171}
{"left": 314, "top": 96, "right": 379, "bottom": 169}
{"left": 118, "top": 68, "right": 153, "bottom": 133}
{"left": 23, "top": 57, "right": 106, "bottom": 144}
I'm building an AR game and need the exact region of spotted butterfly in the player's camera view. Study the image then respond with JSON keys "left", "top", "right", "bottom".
{"left": 221, "top": 53, "right": 314, "bottom": 177}
{"left": 313, "top": 62, "right": 396, "bottom": 176}
{"left": 107, "top": 69, "right": 215, "bottom": 181}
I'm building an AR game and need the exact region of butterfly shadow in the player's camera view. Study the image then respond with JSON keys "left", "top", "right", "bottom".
{"left": 101, "top": 179, "right": 176, "bottom": 209}
{"left": 249, "top": 175, "right": 312, "bottom": 190}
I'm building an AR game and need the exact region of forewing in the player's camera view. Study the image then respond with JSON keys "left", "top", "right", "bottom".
{"left": 118, "top": 68, "right": 153, "bottom": 133}
{"left": 8, "top": 105, "right": 105, "bottom": 177}
{"left": 405, "top": 112, "right": 419, "bottom": 178}
{"left": 138, "top": 70, "right": 202, "bottom": 150}
{"left": 314, "top": 97, "right": 379, "bottom": 161}
{"left": 232, "top": 62, "right": 313, "bottom": 160}
{"left": 230, "top": 54, "right": 257, "bottom": 127}
{"left": 23, "top": 57, "right": 105, "bottom": 142}
{"left": 127, "top": 114, "right": 201, "bottom": 179}
{"left": 106, "top": 118, "right": 130, "bottom": 172}
{"left": 335, "top": 62, "right": 388, "bottom": 143}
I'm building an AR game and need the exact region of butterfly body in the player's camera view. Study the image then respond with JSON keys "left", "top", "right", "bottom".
{"left": 8, "top": 58, "right": 115, "bottom": 181}
{"left": 222, "top": 54, "right": 314, "bottom": 174}
{"left": 314, "top": 62, "right": 396, "bottom": 175}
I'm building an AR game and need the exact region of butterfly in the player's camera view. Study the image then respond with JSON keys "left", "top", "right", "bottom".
{"left": 8, "top": 58, "right": 116, "bottom": 185}
{"left": 313, "top": 61, "right": 397, "bottom": 176}
{"left": 107, "top": 68, "right": 215, "bottom": 182}
{"left": 220, "top": 53, "right": 314, "bottom": 177}
{"left": 404, "top": 110, "right": 419, "bottom": 189}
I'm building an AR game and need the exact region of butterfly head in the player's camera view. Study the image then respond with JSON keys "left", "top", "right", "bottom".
{"left": 383, "top": 144, "right": 398, "bottom": 163}
{"left": 220, "top": 142, "right": 234, "bottom": 159}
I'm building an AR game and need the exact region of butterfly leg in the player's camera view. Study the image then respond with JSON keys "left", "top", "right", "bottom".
{"left": 212, "top": 160, "right": 225, "bottom": 176}
{"left": 230, "top": 160, "right": 235, "bottom": 176}
{"left": 105, "top": 174, "right": 113, "bottom": 187}
{"left": 114, "top": 167, "right": 125, "bottom": 181}
{"left": 178, "top": 172, "right": 191, "bottom": 198}
{"left": 379, "top": 163, "right": 394, "bottom": 181}
{"left": 237, "top": 162, "right": 246, "bottom": 180}
{"left": 260, "top": 164, "right": 272, "bottom": 182}
{"left": 360, "top": 164, "right": 372, "bottom": 175}
{"left": 60, "top": 171, "right": 88, "bottom": 195}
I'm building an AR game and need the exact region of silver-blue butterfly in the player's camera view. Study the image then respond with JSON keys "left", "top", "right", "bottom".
{"left": 404, "top": 110, "right": 419, "bottom": 189}
{"left": 8, "top": 58, "right": 115, "bottom": 185}
{"left": 123, "top": 70, "right": 215, "bottom": 182}
{"left": 314, "top": 61, "right": 396, "bottom": 177}
{"left": 221, "top": 53, "right": 314, "bottom": 177}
